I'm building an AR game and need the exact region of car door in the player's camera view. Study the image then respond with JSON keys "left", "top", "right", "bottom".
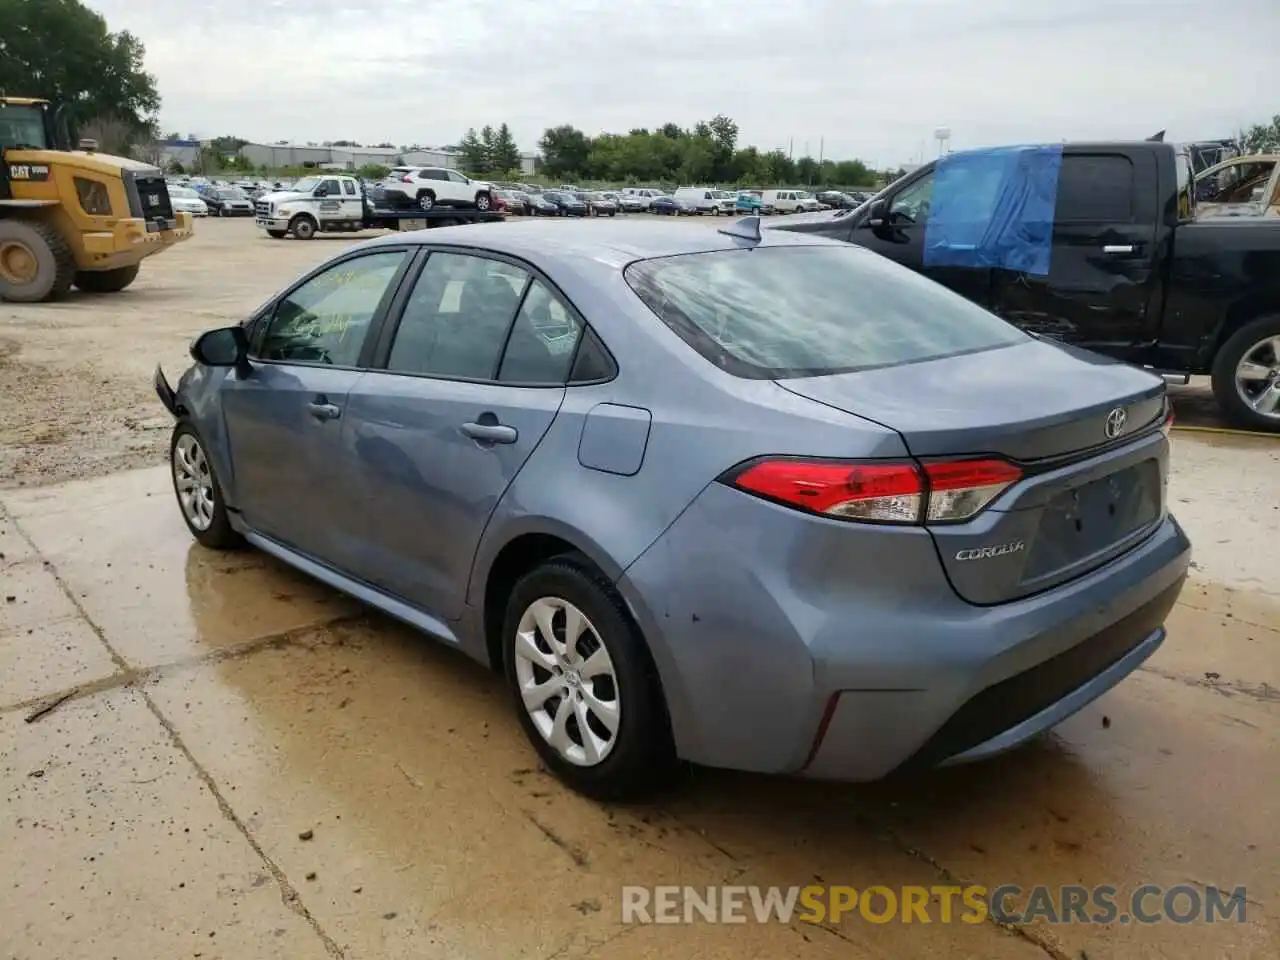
{"left": 337, "top": 250, "right": 583, "bottom": 620}
{"left": 848, "top": 168, "right": 996, "bottom": 309}
{"left": 991, "top": 149, "right": 1160, "bottom": 354}
{"left": 220, "top": 248, "right": 413, "bottom": 558}
{"left": 340, "top": 178, "right": 362, "bottom": 219}
{"left": 443, "top": 169, "right": 473, "bottom": 205}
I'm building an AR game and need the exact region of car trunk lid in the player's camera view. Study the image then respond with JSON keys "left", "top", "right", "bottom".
{"left": 777, "top": 340, "right": 1169, "bottom": 604}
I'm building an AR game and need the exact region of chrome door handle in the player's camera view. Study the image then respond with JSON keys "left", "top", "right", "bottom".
{"left": 308, "top": 401, "right": 341, "bottom": 421}
{"left": 461, "top": 421, "right": 517, "bottom": 444}
{"left": 1102, "top": 244, "right": 1135, "bottom": 254}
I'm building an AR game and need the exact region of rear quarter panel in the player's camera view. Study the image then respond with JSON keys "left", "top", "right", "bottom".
{"left": 1161, "top": 219, "right": 1280, "bottom": 371}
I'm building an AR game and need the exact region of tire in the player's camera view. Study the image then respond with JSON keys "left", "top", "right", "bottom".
{"left": 503, "top": 557, "right": 677, "bottom": 801}
{"left": 0, "top": 218, "right": 75, "bottom": 302}
{"left": 417, "top": 190, "right": 436, "bottom": 212}
{"left": 170, "top": 423, "right": 242, "bottom": 550}
{"left": 266, "top": 229, "right": 288, "bottom": 239}
{"left": 710, "top": 206, "right": 720, "bottom": 216}
{"left": 475, "top": 191, "right": 492, "bottom": 211}
{"left": 1210, "top": 314, "right": 1280, "bottom": 432}
{"left": 290, "top": 215, "right": 317, "bottom": 240}
{"left": 608, "top": 211, "right": 616, "bottom": 217}
{"left": 73, "top": 264, "right": 139, "bottom": 293}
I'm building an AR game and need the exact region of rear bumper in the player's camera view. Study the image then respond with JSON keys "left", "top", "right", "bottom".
{"left": 81, "top": 213, "right": 194, "bottom": 268}
{"left": 617, "top": 482, "right": 1191, "bottom": 780}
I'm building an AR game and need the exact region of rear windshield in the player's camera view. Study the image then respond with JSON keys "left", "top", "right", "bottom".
{"left": 623, "top": 246, "right": 1027, "bottom": 379}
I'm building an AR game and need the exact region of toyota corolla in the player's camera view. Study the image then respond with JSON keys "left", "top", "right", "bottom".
{"left": 154, "top": 218, "right": 1191, "bottom": 800}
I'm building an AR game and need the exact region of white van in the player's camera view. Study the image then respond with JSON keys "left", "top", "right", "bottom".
{"left": 762, "top": 189, "right": 821, "bottom": 214}
{"left": 673, "top": 187, "right": 735, "bottom": 215}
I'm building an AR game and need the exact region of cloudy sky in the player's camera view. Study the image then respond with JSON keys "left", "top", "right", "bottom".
{"left": 88, "top": 0, "right": 1277, "bottom": 167}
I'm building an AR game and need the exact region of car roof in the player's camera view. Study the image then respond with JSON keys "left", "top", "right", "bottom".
{"left": 357, "top": 217, "right": 841, "bottom": 268}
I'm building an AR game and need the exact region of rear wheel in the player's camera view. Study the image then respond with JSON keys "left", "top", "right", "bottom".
{"left": 504, "top": 557, "right": 677, "bottom": 800}
{"left": 0, "top": 219, "right": 75, "bottom": 302}
{"left": 290, "top": 215, "right": 317, "bottom": 240}
{"left": 73, "top": 264, "right": 139, "bottom": 293}
{"left": 1212, "top": 315, "right": 1280, "bottom": 432}
{"left": 475, "top": 191, "right": 492, "bottom": 211}
{"left": 416, "top": 190, "right": 436, "bottom": 211}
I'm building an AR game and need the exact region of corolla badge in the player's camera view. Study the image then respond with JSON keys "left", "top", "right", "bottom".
{"left": 955, "top": 541, "right": 1026, "bottom": 561}
{"left": 1104, "top": 406, "right": 1127, "bottom": 439}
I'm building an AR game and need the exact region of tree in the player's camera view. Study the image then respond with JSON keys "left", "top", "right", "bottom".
{"left": 0, "top": 0, "right": 160, "bottom": 138}
{"left": 539, "top": 124, "right": 592, "bottom": 178}
{"left": 458, "top": 127, "right": 488, "bottom": 174}
{"left": 1238, "top": 115, "right": 1280, "bottom": 154}
{"left": 356, "top": 163, "right": 390, "bottom": 181}
{"left": 491, "top": 123, "right": 522, "bottom": 173}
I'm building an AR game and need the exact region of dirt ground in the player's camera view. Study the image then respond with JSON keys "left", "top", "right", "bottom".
{"left": 1, "top": 218, "right": 1277, "bottom": 959}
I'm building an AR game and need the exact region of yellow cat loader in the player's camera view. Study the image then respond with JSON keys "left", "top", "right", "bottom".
{"left": 0, "top": 97, "right": 192, "bottom": 302}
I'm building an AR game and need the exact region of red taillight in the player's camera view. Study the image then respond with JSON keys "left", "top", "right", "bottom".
{"left": 728, "top": 457, "right": 1022, "bottom": 525}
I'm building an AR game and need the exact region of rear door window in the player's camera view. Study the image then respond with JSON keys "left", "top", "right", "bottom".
{"left": 624, "top": 245, "right": 1026, "bottom": 379}
{"left": 1056, "top": 155, "right": 1134, "bottom": 222}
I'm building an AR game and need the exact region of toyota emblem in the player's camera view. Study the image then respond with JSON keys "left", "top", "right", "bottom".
{"left": 1104, "top": 407, "right": 1127, "bottom": 439}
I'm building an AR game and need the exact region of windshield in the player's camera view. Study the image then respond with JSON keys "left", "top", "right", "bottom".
{"left": 216, "top": 188, "right": 246, "bottom": 199}
{"left": 0, "top": 103, "right": 49, "bottom": 150}
{"left": 170, "top": 187, "right": 197, "bottom": 198}
{"left": 624, "top": 246, "right": 1027, "bottom": 379}
{"left": 291, "top": 177, "right": 321, "bottom": 193}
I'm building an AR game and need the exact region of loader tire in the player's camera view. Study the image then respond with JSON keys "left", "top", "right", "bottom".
{"left": 0, "top": 219, "right": 76, "bottom": 302}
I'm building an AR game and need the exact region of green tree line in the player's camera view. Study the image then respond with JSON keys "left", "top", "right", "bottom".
{"left": 536, "top": 115, "right": 884, "bottom": 187}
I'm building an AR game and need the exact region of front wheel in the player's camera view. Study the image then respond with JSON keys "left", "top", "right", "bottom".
{"left": 1211, "top": 315, "right": 1280, "bottom": 432}
{"left": 504, "top": 558, "right": 676, "bottom": 800}
{"left": 170, "top": 424, "right": 242, "bottom": 549}
{"left": 290, "top": 215, "right": 317, "bottom": 240}
{"left": 73, "top": 264, "right": 139, "bottom": 293}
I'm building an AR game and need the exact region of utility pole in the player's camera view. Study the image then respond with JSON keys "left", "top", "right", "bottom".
{"left": 788, "top": 137, "right": 793, "bottom": 161}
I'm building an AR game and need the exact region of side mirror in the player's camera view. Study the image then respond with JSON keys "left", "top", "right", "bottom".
{"left": 191, "top": 326, "right": 248, "bottom": 369}
{"left": 868, "top": 197, "right": 888, "bottom": 227}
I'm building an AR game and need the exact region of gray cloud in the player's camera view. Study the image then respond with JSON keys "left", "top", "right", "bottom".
{"left": 89, "top": 0, "right": 1278, "bottom": 167}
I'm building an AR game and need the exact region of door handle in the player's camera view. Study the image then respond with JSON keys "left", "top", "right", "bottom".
{"left": 308, "top": 401, "right": 341, "bottom": 421}
{"left": 1102, "top": 244, "right": 1136, "bottom": 254}
{"left": 461, "top": 421, "right": 517, "bottom": 444}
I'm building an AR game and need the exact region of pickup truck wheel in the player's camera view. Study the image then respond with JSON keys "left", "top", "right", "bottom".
{"left": 290, "top": 215, "right": 317, "bottom": 240}
{"left": 73, "top": 264, "right": 139, "bottom": 293}
{"left": 475, "top": 191, "right": 492, "bottom": 211}
{"left": 0, "top": 219, "right": 75, "bottom": 302}
{"left": 1212, "top": 315, "right": 1280, "bottom": 432}
{"left": 416, "top": 190, "right": 436, "bottom": 211}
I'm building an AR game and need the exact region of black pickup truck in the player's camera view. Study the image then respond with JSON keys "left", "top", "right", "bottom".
{"left": 772, "top": 141, "right": 1280, "bottom": 431}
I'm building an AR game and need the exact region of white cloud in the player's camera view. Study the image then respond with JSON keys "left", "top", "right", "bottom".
{"left": 88, "top": 0, "right": 1278, "bottom": 166}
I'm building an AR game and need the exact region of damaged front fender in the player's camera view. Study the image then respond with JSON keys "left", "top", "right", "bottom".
{"left": 154, "top": 364, "right": 185, "bottom": 418}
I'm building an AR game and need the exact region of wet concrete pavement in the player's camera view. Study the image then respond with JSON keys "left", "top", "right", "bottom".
{"left": 2, "top": 430, "right": 1277, "bottom": 959}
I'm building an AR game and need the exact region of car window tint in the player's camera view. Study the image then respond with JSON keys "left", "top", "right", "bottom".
{"left": 388, "top": 253, "right": 529, "bottom": 379}
{"left": 625, "top": 246, "right": 1026, "bottom": 379}
{"left": 259, "top": 251, "right": 406, "bottom": 366}
{"left": 322, "top": 179, "right": 342, "bottom": 195}
{"left": 342, "top": 180, "right": 357, "bottom": 196}
{"left": 498, "top": 280, "right": 583, "bottom": 384}
{"left": 1056, "top": 155, "right": 1133, "bottom": 221}
{"left": 889, "top": 173, "right": 934, "bottom": 224}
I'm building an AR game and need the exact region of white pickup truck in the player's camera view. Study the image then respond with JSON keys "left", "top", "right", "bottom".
{"left": 254, "top": 174, "right": 367, "bottom": 239}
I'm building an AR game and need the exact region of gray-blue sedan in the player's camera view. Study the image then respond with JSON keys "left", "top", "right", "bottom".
{"left": 155, "top": 217, "right": 1191, "bottom": 800}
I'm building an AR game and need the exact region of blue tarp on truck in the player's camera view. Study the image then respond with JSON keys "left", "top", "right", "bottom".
{"left": 923, "top": 144, "right": 1063, "bottom": 276}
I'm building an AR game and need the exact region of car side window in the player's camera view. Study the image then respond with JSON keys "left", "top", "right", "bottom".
{"left": 889, "top": 173, "right": 934, "bottom": 224}
{"left": 257, "top": 251, "right": 407, "bottom": 366}
{"left": 322, "top": 178, "right": 342, "bottom": 195}
{"left": 447, "top": 170, "right": 468, "bottom": 183}
{"left": 342, "top": 180, "right": 357, "bottom": 196}
{"left": 1056, "top": 155, "right": 1133, "bottom": 222}
{"left": 498, "top": 280, "right": 584, "bottom": 384}
{"left": 387, "top": 253, "right": 529, "bottom": 379}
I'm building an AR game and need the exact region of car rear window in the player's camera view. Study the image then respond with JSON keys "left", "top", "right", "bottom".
{"left": 623, "top": 246, "right": 1028, "bottom": 379}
